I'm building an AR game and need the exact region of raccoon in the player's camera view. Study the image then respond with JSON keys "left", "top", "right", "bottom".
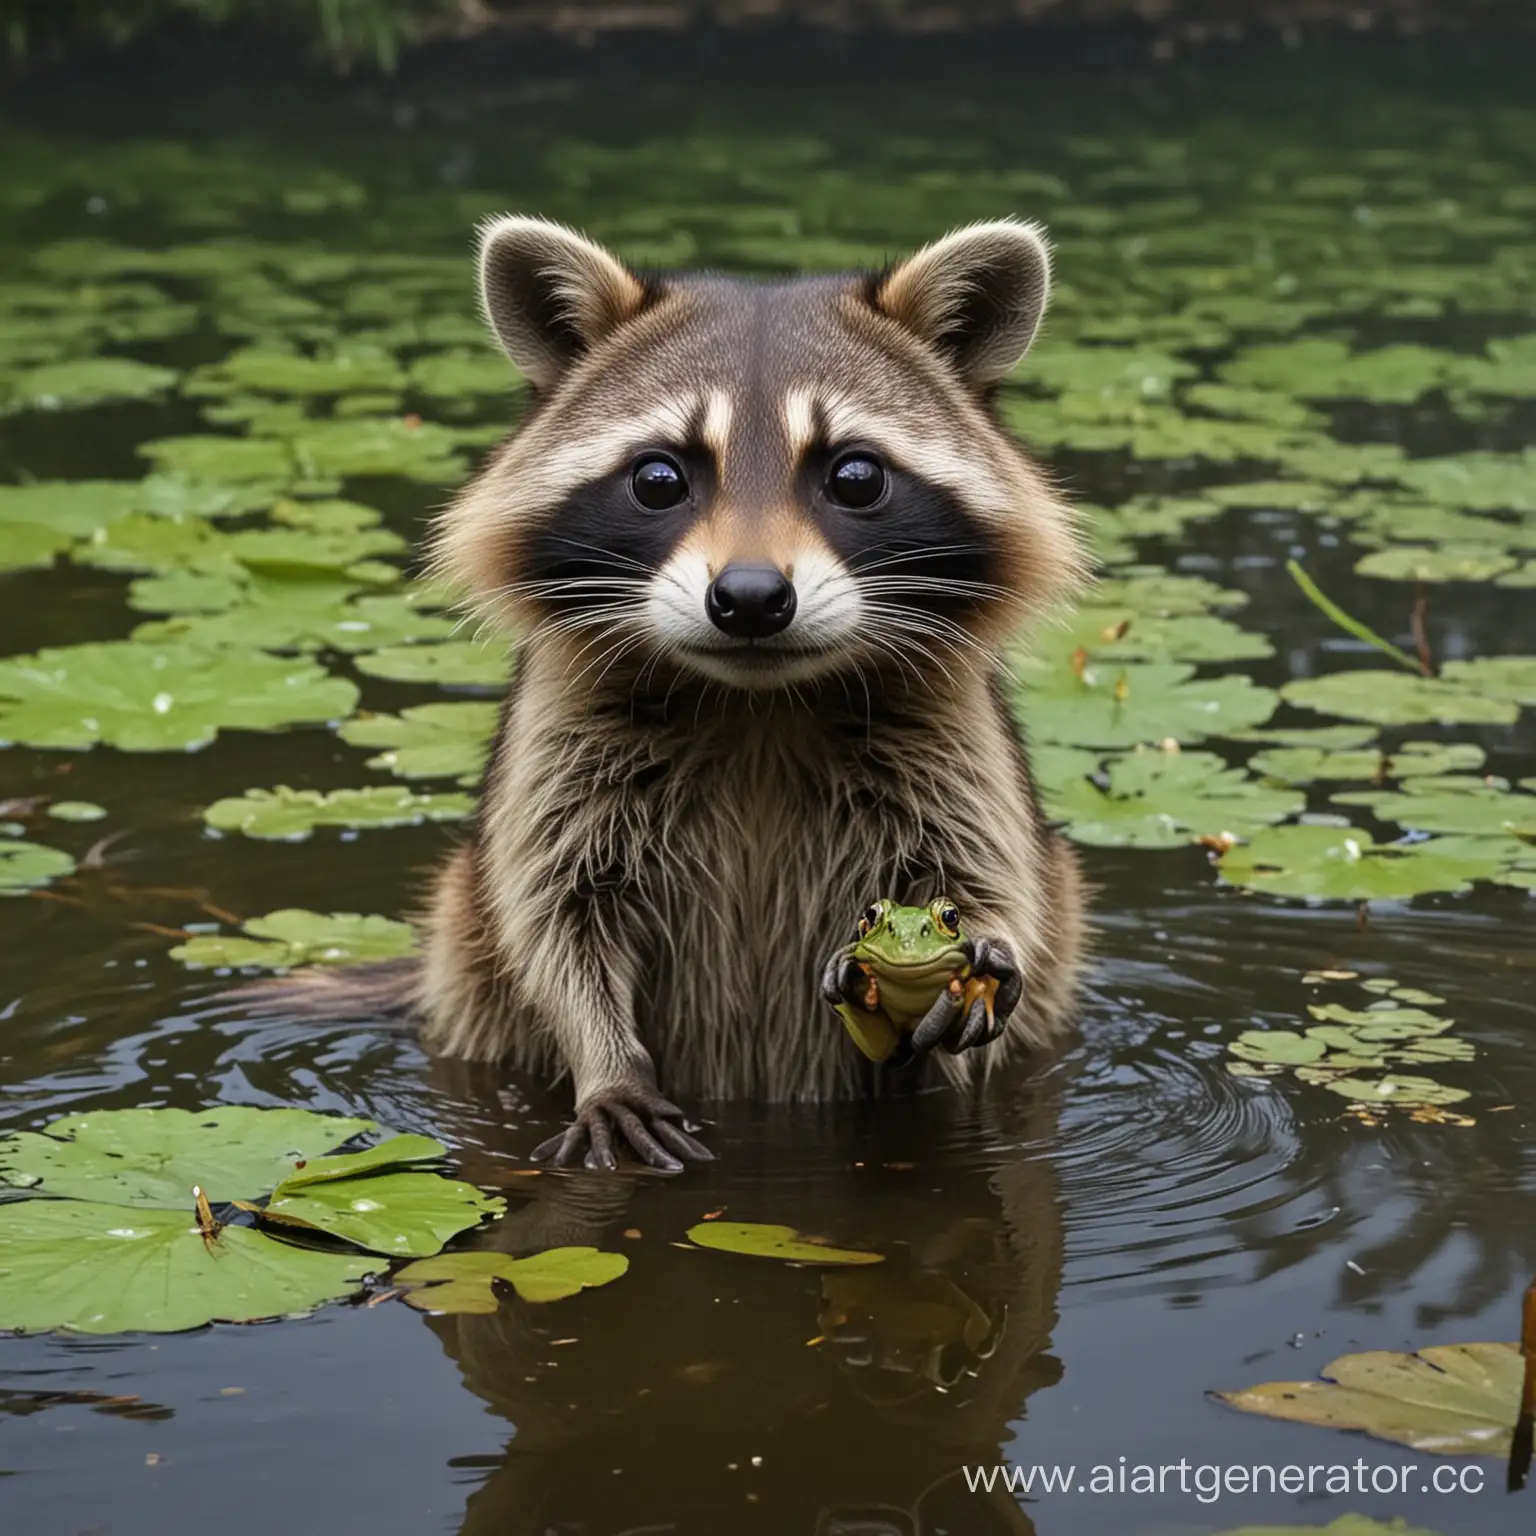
{"left": 320, "top": 216, "right": 1089, "bottom": 1170}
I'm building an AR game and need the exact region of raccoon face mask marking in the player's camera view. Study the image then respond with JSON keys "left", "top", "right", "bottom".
{"left": 432, "top": 216, "right": 1086, "bottom": 696}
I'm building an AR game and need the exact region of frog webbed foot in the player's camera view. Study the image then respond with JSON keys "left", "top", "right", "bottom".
{"left": 531, "top": 1079, "right": 714, "bottom": 1173}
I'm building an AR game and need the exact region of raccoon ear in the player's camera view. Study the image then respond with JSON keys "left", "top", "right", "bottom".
{"left": 476, "top": 215, "right": 650, "bottom": 389}
{"left": 873, "top": 219, "right": 1051, "bottom": 389}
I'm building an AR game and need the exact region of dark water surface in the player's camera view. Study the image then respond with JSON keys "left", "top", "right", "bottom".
{"left": 1, "top": 26, "right": 1534, "bottom": 1536}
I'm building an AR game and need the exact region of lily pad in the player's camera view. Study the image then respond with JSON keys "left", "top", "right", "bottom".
{"left": 1250, "top": 741, "right": 1485, "bottom": 785}
{"left": 188, "top": 343, "right": 405, "bottom": 398}
{"left": 139, "top": 433, "right": 295, "bottom": 484}
{"left": 397, "top": 1247, "right": 630, "bottom": 1312}
{"left": 202, "top": 784, "right": 474, "bottom": 840}
{"left": 0, "top": 1105, "right": 376, "bottom": 1206}
{"left": 261, "top": 1171, "right": 502, "bottom": 1258}
{"left": 0, "top": 642, "right": 358, "bottom": 751}
{"left": 1334, "top": 782, "right": 1536, "bottom": 839}
{"left": 338, "top": 702, "right": 499, "bottom": 783}
{"left": 2, "top": 357, "right": 178, "bottom": 413}
{"left": 1221, "top": 338, "right": 1463, "bottom": 404}
{"left": 1228, "top": 1030, "right": 1329, "bottom": 1066}
{"left": 0, "top": 838, "right": 76, "bottom": 892}
{"left": 1393, "top": 453, "right": 1536, "bottom": 514}
{"left": 0, "top": 481, "right": 149, "bottom": 537}
{"left": 170, "top": 909, "right": 418, "bottom": 970}
{"left": 685, "top": 1221, "right": 883, "bottom": 1266}
{"left": 1042, "top": 749, "right": 1303, "bottom": 848}
{"left": 1217, "top": 824, "right": 1509, "bottom": 901}
{"left": 1219, "top": 1342, "right": 1521, "bottom": 1455}
{"left": 46, "top": 800, "right": 107, "bottom": 822}
{"left": 354, "top": 641, "right": 508, "bottom": 687}
{"left": 1032, "top": 606, "right": 1273, "bottom": 666}
{"left": 0, "top": 1199, "right": 371, "bottom": 1335}
{"left": 1018, "top": 660, "right": 1278, "bottom": 749}
{"left": 1282, "top": 671, "right": 1518, "bottom": 727}
{"left": 1438, "top": 657, "right": 1536, "bottom": 706}
{"left": 1355, "top": 545, "right": 1518, "bottom": 583}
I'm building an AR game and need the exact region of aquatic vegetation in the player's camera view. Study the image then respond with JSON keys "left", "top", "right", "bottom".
{"left": 0, "top": 838, "right": 76, "bottom": 892}
{"left": 0, "top": 643, "right": 358, "bottom": 751}
{"left": 0, "top": 1108, "right": 506, "bottom": 1331}
{"left": 1281, "top": 671, "right": 1519, "bottom": 727}
{"left": 338, "top": 701, "right": 499, "bottom": 783}
{"left": 169, "top": 908, "right": 418, "bottom": 969}
{"left": 1248, "top": 740, "right": 1484, "bottom": 785}
{"left": 1220, "top": 1342, "right": 1524, "bottom": 1457}
{"left": 354, "top": 640, "right": 509, "bottom": 686}
{"left": 396, "top": 1248, "right": 631, "bottom": 1313}
{"left": 1228, "top": 974, "right": 1475, "bottom": 1122}
{"left": 1215, "top": 824, "right": 1510, "bottom": 902}
{"left": 202, "top": 784, "right": 474, "bottom": 840}
{"left": 1037, "top": 747, "right": 1303, "bottom": 849}
{"left": 685, "top": 1221, "right": 884, "bottom": 1265}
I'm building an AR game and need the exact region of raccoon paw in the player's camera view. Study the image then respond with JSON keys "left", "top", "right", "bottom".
{"left": 911, "top": 935, "right": 1023, "bottom": 1057}
{"left": 820, "top": 950, "right": 866, "bottom": 1008}
{"left": 530, "top": 1082, "right": 714, "bottom": 1174}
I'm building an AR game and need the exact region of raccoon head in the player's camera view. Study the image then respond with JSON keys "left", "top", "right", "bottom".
{"left": 433, "top": 215, "right": 1086, "bottom": 693}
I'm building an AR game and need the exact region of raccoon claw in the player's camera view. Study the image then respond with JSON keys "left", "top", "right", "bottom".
{"left": 953, "top": 935, "right": 1023, "bottom": 1051}
{"left": 531, "top": 1084, "right": 713, "bottom": 1173}
{"left": 820, "top": 950, "right": 866, "bottom": 1009}
{"left": 913, "top": 935, "right": 1023, "bottom": 1059}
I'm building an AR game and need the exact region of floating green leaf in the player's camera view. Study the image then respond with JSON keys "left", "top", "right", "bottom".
{"left": 139, "top": 433, "right": 295, "bottom": 483}
{"left": 1282, "top": 671, "right": 1518, "bottom": 727}
{"left": 170, "top": 909, "right": 418, "bottom": 970}
{"left": 1356, "top": 545, "right": 1519, "bottom": 583}
{"left": 397, "top": 1247, "right": 630, "bottom": 1312}
{"left": 0, "top": 838, "right": 76, "bottom": 893}
{"left": 46, "top": 800, "right": 108, "bottom": 822}
{"left": 1393, "top": 453, "right": 1536, "bottom": 514}
{"left": 261, "top": 1171, "right": 502, "bottom": 1258}
{"left": 1217, "top": 824, "right": 1508, "bottom": 901}
{"left": 1018, "top": 660, "right": 1278, "bottom": 749}
{"left": 355, "top": 641, "right": 508, "bottom": 687}
{"left": 1041, "top": 749, "right": 1303, "bottom": 848}
{"left": 685, "top": 1221, "right": 883, "bottom": 1266}
{"left": 338, "top": 702, "right": 498, "bottom": 783}
{"left": 1250, "top": 741, "right": 1485, "bottom": 785}
{"left": 1438, "top": 657, "right": 1536, "bottom": 706}
{"left": 0, "top": 1200, "right": 371, "bottom": 1335}
{"left": 1221, "top": 338, "right": 1464, "bottom": 404}
{"left": 202, "top": 784, "right": 473, "bottom": 840}
{"left": 1219, "top": 1342, "right": 1521, "bottom": 1455}
{"left": 1334, "top": 782, "right": 1536, "bottom": 839}
{"left": 0, "top": 1105, "right": 376, "bottom": 1207}
{"left": 0, "top": 642, "right": 358, "bottom": 751}
{"left": 3, "top": 357, "right": 178, "bottom": 413}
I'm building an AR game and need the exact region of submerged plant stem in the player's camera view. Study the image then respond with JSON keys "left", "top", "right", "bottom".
{"left": 1286, "top": 559, "right": 1427, "bottom": 676}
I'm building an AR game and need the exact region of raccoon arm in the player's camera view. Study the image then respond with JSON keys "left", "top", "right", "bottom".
{"left": 521, "top": 915, "right": 713, "bottom": 1172}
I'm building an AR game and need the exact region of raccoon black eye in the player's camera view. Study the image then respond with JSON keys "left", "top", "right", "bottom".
{"left": 827, "top": 454, "right": 886, "bottom": 511}
{"left": 630, "top": 455, "right": 688, "bottom": 512}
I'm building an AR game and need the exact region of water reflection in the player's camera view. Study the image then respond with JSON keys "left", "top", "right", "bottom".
{"left": 419, "top": 1078, "right": 1065, "bottom": 1536}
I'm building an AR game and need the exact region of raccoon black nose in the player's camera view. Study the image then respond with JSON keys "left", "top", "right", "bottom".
{"left": 706, "top": 563, "right": 797, "bottom": 639}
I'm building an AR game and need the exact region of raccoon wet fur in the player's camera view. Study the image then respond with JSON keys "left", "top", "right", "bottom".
{"left": 277, "top": 216, "right": 1090, "bottom": 1170}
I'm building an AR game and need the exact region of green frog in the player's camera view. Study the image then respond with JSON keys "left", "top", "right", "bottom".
{"left": 824, "top": 897, "right": 998, "bottom": 1064}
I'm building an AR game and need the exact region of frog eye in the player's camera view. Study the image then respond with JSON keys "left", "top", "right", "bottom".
{"left": 932, "top": 899, "right": 960, "bottom": 936}
{"left": 858, "top": 901, "right": 885, "bottom": 937}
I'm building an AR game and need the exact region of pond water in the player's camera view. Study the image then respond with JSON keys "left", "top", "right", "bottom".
{"left": 1, "top": 25, "right": 1534, "bottom": 1536}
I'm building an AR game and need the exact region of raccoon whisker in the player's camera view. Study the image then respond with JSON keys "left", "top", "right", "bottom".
{"left": 849, "top": 543, "right": 992, "bottom": 576}
{"left": 854, "top": 574, "right": 1014, "bottom": 601}
{"left": 540, "top": 537, "right": 658, "bottom": 576}
{"left": 859, "top": 603, "right": 1000, "bottom": 667}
